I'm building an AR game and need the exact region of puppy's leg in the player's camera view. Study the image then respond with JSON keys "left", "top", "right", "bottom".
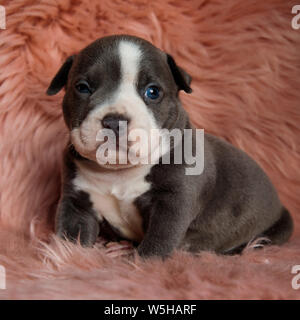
{"left": 222, "top": 208, "right": 293, "bottom": 255}
{"left": 56, "top": 190, "right": 99, "bottom": 247}
{"left": 137, "top": 194, "right": 195, "bottom": 259}
{"left": 259, "top": 207, "right": 293, "bottom": 245}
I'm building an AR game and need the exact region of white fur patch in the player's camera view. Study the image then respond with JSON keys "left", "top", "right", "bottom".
{"left": 118, "top": 41, "right": 141, "bottom": 83}
{"left": 73, "top": 161, "right": 152, "bottom": 241}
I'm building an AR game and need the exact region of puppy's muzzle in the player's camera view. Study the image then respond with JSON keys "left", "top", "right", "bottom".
{"left": 101, "top": 113, "right": 130, "bottom": 139}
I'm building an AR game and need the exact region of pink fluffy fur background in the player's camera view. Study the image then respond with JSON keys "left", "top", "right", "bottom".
{"left": 0, "top": 0, "right": 300, "bottom": 299}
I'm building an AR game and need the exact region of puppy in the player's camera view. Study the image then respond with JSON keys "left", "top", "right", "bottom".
{"left": 47, "top": 35, "right": 293, "bottom": 258}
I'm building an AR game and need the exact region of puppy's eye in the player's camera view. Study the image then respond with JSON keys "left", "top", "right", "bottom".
{"left": 75, "top": 81, "right": 91, "bottom": 94}
{"left": 144, "top": 85, "right": 161, "bottom": 100}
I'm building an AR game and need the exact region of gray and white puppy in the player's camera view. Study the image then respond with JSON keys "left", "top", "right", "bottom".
{"left": 47, "top": 35, "right": 293, "bottom": 258}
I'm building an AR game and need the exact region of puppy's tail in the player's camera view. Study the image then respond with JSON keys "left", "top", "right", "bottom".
{"left": 224, "top": 207, "right": 293, "bottom": 255}
{"left": 260, "top": 207, "right": 294, "bottom": 245}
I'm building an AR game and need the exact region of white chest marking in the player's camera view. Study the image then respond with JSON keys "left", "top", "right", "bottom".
{"left": 73, "top": 162, "right": 153, "bottom": 241}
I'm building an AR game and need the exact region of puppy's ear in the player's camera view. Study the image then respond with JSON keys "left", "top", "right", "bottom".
{"left": 166, "top": 54, "right": 192, "bottom": 93}
{"left": 46, "top": 55, "right": 75, "bottom": 96}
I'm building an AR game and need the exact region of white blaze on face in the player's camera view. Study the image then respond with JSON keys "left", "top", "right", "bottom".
{"left": 71, "top": 40, "right": 161, "bottom": 166}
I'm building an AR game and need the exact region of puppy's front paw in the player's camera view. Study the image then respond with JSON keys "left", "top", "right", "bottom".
{"left": 137, "top": 242, "right": 170, "bottom": 260}
{"left": 56, "top": 214, "right": 99, "bottom": 247}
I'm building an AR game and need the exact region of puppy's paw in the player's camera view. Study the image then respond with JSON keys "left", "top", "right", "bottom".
{"left": 137, "top": 242, "right": 172, "bottom": 260}
{"left": 56, "top": 215, "right": 99, "bottom": 247}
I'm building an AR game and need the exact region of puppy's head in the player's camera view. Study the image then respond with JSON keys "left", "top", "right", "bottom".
{"left": 47, "top": 35, "right": 192, "bottom": 168}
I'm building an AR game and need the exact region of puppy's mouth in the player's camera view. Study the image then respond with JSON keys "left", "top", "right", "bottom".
{"left": 70, "top": 127, "right": 163, "bottom": 169}
{"left": 70, "top": 101, "right": 164, "bottom": 169}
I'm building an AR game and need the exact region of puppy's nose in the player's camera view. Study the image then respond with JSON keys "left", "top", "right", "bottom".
{"left": 101, "top": 113, "right": 129, "bottom": 136}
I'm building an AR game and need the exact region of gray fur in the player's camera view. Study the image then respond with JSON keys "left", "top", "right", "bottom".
{"left": 47, "top": 35, "right": 293, "bottom": 258}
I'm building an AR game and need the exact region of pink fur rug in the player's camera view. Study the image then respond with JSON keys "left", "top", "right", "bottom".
{"left": 0, "top": 0, "right": 300, "bottom": 299}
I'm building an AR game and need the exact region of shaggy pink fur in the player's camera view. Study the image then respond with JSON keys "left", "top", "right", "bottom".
{"left": 0, "top": 0, "right": 300, "bottom": 299}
